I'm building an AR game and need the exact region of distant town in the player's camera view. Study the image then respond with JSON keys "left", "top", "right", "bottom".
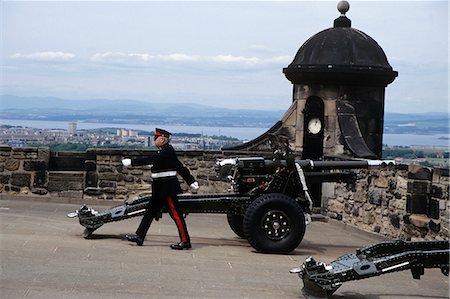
{"left": 1, "top": 123, "right": 448, "bottom": 167}
{"left": 0, "top": 123, "right": 242, "bottom": 151}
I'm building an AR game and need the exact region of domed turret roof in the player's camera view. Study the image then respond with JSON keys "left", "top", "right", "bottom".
{"left": 283, "top": 1, "right": 397, "bottom": 86}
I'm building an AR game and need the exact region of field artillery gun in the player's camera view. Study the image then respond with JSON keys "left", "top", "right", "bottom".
{"left": 68, "top": 135, "right": 394, "bottom": 254}
{"left": 290, "top": 239, "right": 449, "bottom": 298}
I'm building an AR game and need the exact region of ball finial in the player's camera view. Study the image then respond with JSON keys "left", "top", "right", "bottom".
{"left": 337, "top": 1, "right": 350, "bottom": 16}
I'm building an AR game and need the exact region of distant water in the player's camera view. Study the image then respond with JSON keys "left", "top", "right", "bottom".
{"left": 382, "top": 134, "right": 449, "bottom": 147}
{"left": 1, "top": 118, "right": 449, "bottom": 147}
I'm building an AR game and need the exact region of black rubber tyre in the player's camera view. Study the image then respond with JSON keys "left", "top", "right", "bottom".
{"left": 226, "top": 213, "right": 246, "bottom": 239}
{"left": 243, "top": 193, "right": 305, "bottom": 254}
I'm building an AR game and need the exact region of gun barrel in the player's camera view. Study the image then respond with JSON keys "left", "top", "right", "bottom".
{"left": 294, "top": 159, "right": 395, "bottom": 171}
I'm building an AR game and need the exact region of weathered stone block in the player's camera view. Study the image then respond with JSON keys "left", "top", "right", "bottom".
{"left": 428, "top": 198, "right": 440, "bottom": 220}
{"left": 23, "top": 160, "right": 47, "bottom": 171}
{"left": 368, "top": 188, "right": 382, "bottom": 205}
{"left": 142, "top": 175, "right": 152, "bottom": 183}
{"left": 84, "top": 160, "right": 96, "bottom": 171}
{"left": 11, "top": 152, "right": 25, "bottom": 159}
{"left": 432, "top": 167, "right": 449, "bottom": 183}
{"left": 102, "top": 187, "right": 116, "bottom": 194}
{"left": 373, "top": 225, "right": 381, "bottom": 233}
{"left": 50, "top": 155, "right": 85, "bottom": 171}
{"left": 10, "top": 185, "right": 20, "bottom": 192}
{"left": 116, "top": 187, "right": 128, "bottom": 195}
{"left": 47, "top": 171, "right": 84, "bottom": 191}
{"left": 430, "top": 185, "right": 445, "bottom": 199}
{"left": 96, "top": 155, "right": 110, "bottom": 162}
{"left": 116, "top": 165, "right": 127, "bottom": 174}
{"left": 48, "top": 181, "right": 83, "bottom": 191}
{"left": 124, "top": 175, "right": 134, "bottom": 183}
{"left": 85, "top": 171, "right": 98, "bottom": 187}
{"left": 33, "top": 171, "right": 47, "bottom": 187}
{"left": 396, "top": 175, "right": 408, "bottom": 190}
{"left": 363, "top": 212, "right": 375, "bottom": 225}
{"left": 98, "top": 166, "right": 113, "bottom": 173}
{"left": 197, "top": 174, "right": 208, "bottom": 180}
{"left": 328, "top": 200, "right": 344, "bottom": 213}
{"left": 344, "top": 202, "right": 353, "bottom": 214}
{"left": 5, "top": 159, "right": 20, "bottom": 171}
{"left": 408, "top": 214, "right": 431, "bottom": 229}
{"left": 393, "top": 191, "right": 402, "bottom": 199}
{"left": 327, "top": 211, "right": 339, "bottom": 220}
{"left": 390, "top": 213, "right": 401, "bottom": 228}
{"left": 84, "top": 187, "right": 103, "bottom": 195}
{"left": 352, "top": 206, "right": 360, "bottom": 217}
{"left": 99, "top": 181, "right": 116, "bottom": 188}
{"left": 408, "top": 165, "right": 432, "bottom": 180}
{"left": 373, "top": 176, "right": 388, "bottom": 188}
{"left": 31, "top": 188, "right": 48, "bottom": 195}
{"left": 130, "top": 169, "right": 144, "bottom": 176}
{"left": 37, "top": 148, "right": 50, "bottom": 161}
{"left": 429, "top": 220, "right": 441, "bottom": 232}
{"left": 11, "top": 173, "right": 31, "bottom": 187}
{"left": 0, "top": 174, "right": 10, "bottom": 184}
{"left": 407, "top": 181, "right": 430, "bottom": 194}
{"left": 390, "top": 199, "right": 406, "bottom": 211}
{"left": 98, "top": 173, "right": 124, "bottom": 181}
{"left": 406, "top": 194, "right": 429, "bottom": 214}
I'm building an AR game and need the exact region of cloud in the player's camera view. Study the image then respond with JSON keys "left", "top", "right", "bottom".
{"left": 248, "top": 44, "right": 278, "bottom": 54}
{"left": 10, "top": 51, "right": 75, "bottom": 62}
{"left": 89, "top": 51, "right": 291, "bottom": 71}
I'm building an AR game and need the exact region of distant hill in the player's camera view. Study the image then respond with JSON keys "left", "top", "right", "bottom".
{"left": 1, "top": 94, "right": 448, "bottom": 134}
{"left": 0, "top": 94, "right": 284, "bottom": 127}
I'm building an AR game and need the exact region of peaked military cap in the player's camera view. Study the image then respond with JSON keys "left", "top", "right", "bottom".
{"left": 155, "top": 128, "right": 172, "bottom": 138}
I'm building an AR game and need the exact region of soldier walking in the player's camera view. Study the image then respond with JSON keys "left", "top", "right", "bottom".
{"left": 122, "top": 128, "right": 199, "bottom": 250}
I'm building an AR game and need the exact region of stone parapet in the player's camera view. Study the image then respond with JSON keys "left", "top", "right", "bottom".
{"left": 0, "top": 146, "right": 448, "bottom": 241}
{"left": 326, "top": 164, "right": 449, "bottom": 241}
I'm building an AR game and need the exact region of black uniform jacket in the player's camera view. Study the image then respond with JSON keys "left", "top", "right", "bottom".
{"left": 130, "top": 144, "right": 195, "bottom": 199}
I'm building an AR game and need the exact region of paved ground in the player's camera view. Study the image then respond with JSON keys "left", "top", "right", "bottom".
{"left": 0, "top": 197, "right": 448, "bottom": 299}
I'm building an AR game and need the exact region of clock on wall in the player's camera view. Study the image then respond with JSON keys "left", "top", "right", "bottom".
{"left": 307, "top": 117, "right": 322, "bottom": 134}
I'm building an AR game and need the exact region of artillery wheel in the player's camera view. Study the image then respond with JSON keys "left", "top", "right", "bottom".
{"left": 226, "top": 213, "right": 246, "bottom": 239}
{"left": 243, "top": 193, "right": 305, "bottom": 254}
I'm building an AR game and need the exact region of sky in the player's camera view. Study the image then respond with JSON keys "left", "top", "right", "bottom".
{"left": 1, "top": 0, "right": 448, "bottom": 113}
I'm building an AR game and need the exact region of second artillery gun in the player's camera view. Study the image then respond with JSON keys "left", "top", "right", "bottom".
{"left": 68, "top": 135, "right": 394, "bottom": 254}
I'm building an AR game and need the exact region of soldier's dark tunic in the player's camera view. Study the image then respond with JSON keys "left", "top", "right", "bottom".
{"left": 131, "top": 143, "right": 195, "bottom": 243}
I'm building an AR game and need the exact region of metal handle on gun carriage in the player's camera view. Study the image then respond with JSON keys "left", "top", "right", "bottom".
{"left": 295, "top": 162, "right": 313, "bottom": 225}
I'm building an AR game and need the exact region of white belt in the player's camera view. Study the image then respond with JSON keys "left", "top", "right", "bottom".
{"left": 151, "top": 171, "right": 177, "bottom": 178}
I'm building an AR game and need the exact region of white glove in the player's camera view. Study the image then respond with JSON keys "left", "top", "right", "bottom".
{"left": 190, "top": 181, "right": 199, "bottom": 193}
{"left": 122, "top": 158, "right": 131, "bottom": 167}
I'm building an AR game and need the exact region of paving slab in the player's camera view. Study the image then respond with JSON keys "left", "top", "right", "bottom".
{"left": 0, "top": 198, "right": 448, "bottom": 299}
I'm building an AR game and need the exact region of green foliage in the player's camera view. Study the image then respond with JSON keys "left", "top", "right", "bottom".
{"left": 28, "top": 142, "right": 149, "bottom": 152}
{"left": 29, "top": 142, "right": 91, "bottom": 152}
{"left": 382, "top": 148, "right": 423, "bottom": 159}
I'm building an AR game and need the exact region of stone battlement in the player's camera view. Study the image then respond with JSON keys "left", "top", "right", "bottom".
{"left": 0, "top": 146, "right": 448, "bottom": 241}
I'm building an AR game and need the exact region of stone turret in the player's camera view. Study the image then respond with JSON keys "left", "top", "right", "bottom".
{"left": 230, "top": 1, "right": 398, "bottom": 161}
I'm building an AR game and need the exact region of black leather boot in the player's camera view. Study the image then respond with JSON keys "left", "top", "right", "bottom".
{"left": 170, "top": 242, "right": 191, "bottom": 250}
{"left": 125, "top": 234, "right": 143, "bottom": 246}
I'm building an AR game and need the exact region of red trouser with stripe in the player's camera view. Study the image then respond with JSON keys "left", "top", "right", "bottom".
{"left": 136, "top": 195, "right": 190, "bottom": 243}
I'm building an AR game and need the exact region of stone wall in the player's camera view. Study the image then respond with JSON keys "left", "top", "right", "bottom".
{"left": 324, "top": 164, "right": 449, "bottom": 240}
{"left": 0, "top": 146, "right": 265, "bottom": 201}
{"left": 0, "top": 146, "right": 448, "bottom": 241}
{"left": 0, "top": 146, "right": 50, "bottom": 195}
